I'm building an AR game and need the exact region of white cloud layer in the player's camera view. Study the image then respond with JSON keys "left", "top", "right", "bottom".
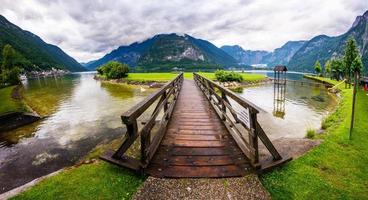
{"left": 0, "top": 0, "right": 367, "bottom": 62}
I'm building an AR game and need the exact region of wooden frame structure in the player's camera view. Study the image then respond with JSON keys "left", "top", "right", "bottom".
{"left": 273, "top": 67, "right": 287, "bottom": 119}
{"left": 193, "top": 73, "right": 290, "bottom": 170}
{"left": 101, "top": 73, "right": 184, "bottom": 172}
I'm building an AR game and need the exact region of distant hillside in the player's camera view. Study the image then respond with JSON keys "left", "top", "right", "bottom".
{"left": 221, "top": 45, "right": 269, "bottom": 65}
{"left": 85, "top": 33, "right": 237, "bottom": 71}
{"left": 0, "top": 15, "right": 85, "bottom": 72}
{"left": 288, "top": 10, "right": 368, "bottom": 72}
{"left": 221, "top": 41, "right": 305, "bottom": 67}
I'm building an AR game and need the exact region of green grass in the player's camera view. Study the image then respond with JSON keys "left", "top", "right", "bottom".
{"left": 124, "top": 72, "right": 266, "bottom": 82}
{"left": 261, "top": 78, "right": 368, "bottom": 199}
{"left": 0, "top": 86, "right": 27, "bottom": 114}
{"left": 11, "top": 162, "right": 145, "bottom": 200}
{"left": 304, "top": 75, "right": 341, "bottom": 86}
{"left": 305, "top": 128, "right": 316, "bottom": 139}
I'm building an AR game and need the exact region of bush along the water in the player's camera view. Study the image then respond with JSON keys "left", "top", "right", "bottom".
{"left": 97, "top": 61, "right": 129, "bottom": 79}
{"left": 214, "top": 70, "right": 243, "bottom": 82}
{"left": 306, "top": 128, "right": 316, "bottom": 139}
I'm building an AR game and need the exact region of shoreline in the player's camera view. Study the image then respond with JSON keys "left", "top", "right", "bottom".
{"left": 0, "top": 85, "right": 42, "bottom": 133}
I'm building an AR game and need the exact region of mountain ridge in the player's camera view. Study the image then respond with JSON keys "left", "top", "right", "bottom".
{"left": 85, "top": 33, "right": 237, "bottom": 71}
{"left": 220, "top": 40, "right": 306, "bottom": 67}
{"left": 0, "top": 15, "right": 86, "bottom": 72}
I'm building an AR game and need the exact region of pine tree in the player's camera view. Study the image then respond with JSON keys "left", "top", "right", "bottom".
{"left": 343, "top": 37, "right": 360, "bottom": 87}
{"left": 314, "top": 60, "right": 322, "bottom": 76}
{"left": 325, "top": 60, "right": 332, "bottom": 78}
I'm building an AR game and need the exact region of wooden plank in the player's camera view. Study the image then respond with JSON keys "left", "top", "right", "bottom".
{"left": 164, "top": 134, "right": 228, "bottom": 141}
{"left": 162, "top": 140, "right": 226, "bottom": 147}
{"left": 100, "top": 150, "right": 141, "bottom": 171}
{"left": 146, "top": 164, "right": 249, "bottom": 178}
{"left": 152, "top": 155, "right": 249, "bottom": 166}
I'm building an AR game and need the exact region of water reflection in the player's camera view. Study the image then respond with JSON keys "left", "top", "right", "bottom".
{"left": 273, "top": 81, "right": 286, "bottom": 119}
{"left": 239, "top": 82, "right": 337, "bottom": 139}
{"left": 0, "top": 72, "right": 154, "bottom": 193}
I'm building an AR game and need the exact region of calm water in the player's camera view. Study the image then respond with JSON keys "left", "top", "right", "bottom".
{"left": 238, "top": 71, "right": 337, "bottom": 139}
{"left": 0, "top": 72, "right": 154, "bottom": 193}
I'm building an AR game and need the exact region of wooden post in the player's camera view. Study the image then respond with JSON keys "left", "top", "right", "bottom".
{"left": 140, "top": 129, "right": 150, "bottom": 165}
{"left": 221, "top": 91, "right": 226, "bottom": 120}
{"left": 113, "top": 119, "right": 138, "bottom": 158}
{"left": 349, "top": 71, "right": 358, "bottom": 140}
{"left": 249, "top": 110, "right": 259, "bottom": 165}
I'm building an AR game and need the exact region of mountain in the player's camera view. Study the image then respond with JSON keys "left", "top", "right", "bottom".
{"left": 262, "top": 41, "right": 306, "bottom": 67}
{"left": 221, "top": 41, "right": 306, "bottom": 67}
{"left": 0, "top": 15, "right": 85, "bottom": 72}
{"left": 220, "top": 45, "right": 269, "bottom": 65}
{"left": 288, "top": 10, "right": 368, "bottom": 72}
{"left": 85, "top": 33, "right": 237, "bottom": 71}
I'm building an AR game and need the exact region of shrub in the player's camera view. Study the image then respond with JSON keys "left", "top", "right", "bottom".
{"left": 97, "top": 61, "right": 129, "bottom": 79}
{"left": 321, "top": 118, "right": 329, "bottom": 129}
{"left": 230, "top": 86, "right": 243, "bottom": 93}
{"left": 306, "top": 128, "right": 316, "bottom": 139}
{"left": 214, "top": 70, "right": 243, "bottom": 82}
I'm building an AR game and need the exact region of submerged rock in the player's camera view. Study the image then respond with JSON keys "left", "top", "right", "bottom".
{"left": 311, "top": 95, "right": 325, "bottom": 102}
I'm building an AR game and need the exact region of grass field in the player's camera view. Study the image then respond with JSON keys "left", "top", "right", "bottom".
{"left": 11, "top": 162, "right": 145, "bottom": 200}
{"left": 261, "top": 79, "right": 368, "bottom": 199}
{"left": 124, "top": 72, "right": 266, "bottom": 82}
{"left": 0, "top": 86, "right": 27, "bottom": 115}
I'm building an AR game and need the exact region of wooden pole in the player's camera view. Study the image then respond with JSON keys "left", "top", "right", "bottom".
{"left": 349, "top": 71, "right": 358, "bottom": 140}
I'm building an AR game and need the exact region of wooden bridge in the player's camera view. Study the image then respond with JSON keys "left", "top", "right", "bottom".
{"left": 101, "top": 73, "right": 291, "bottom": 177}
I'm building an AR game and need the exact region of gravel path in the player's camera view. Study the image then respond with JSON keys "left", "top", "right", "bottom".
{"left": 133, "top": 175, "right": 271, "bottom": 200}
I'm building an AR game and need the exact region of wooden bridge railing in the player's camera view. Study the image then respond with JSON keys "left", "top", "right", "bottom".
{"left": 103, "top": 73, "right": 184, "bottom": 171}
{"left": 194, "top": 73, "right": 284, "bottom": 169}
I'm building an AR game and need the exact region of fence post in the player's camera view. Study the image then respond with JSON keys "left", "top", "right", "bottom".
{"left": 221, "top": 91, "right": 226, "bottom": 120}
{"left": 249, "top": 110, "right": 259, "bottom": 166}
{"left": 113, "top": 119, "right": 138, "bottom": 159}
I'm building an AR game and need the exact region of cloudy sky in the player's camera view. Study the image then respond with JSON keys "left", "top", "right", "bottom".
{"left": 1, "top": 0, "right": 367, "bottom": 62}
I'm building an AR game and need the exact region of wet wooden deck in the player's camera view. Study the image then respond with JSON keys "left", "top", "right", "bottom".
{"left": 146, "top": 80, "right": 251, "bottom": 178}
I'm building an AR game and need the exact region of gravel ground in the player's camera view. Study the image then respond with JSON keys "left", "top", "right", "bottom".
{"left": 133, "top": 175, "right": 271, "bottom": 200}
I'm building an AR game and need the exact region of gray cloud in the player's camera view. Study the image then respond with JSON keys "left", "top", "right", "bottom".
{"left": 0, "top": 0, "right": 367, "bottom": 62}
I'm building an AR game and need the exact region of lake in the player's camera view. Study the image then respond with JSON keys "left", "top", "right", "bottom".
{"left": 0, "top": 72, "right": 154, "bottom": 193}
{"left": 237, "top": 71, "right": 338, "bottom": 139}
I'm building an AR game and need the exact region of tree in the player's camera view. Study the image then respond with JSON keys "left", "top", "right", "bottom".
{"left": 330, "top": 58, "right": 344, "bottom": 80}
{"left": 1, "top": 44, "right": 21, "bottom": 86}
{"left": 349, "top": 55, "right": 363, "bottom": 140}
{"left": 343, "top": 37, "right": 360, "bottom": 87}
{"left": 314, "top": 60, "right": 322, "bottom": 76}
{"left": 325, "top": 60, "right": 332, "bottom": 78}
{"left": 2, "top": 44, "right": 17, "bottom": 71}
{"left": 97, "top": 61, "right": 129, "bottom": 79}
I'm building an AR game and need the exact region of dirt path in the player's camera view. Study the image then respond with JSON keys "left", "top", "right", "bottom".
{"left": 133, "top": 175, "right": 271, "bottom": 200}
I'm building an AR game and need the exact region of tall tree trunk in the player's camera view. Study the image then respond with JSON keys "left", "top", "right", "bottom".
{"left": 349, "top": 71, "right": 358, "bottom": 140}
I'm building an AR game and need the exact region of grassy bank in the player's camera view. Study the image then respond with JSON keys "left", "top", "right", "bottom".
{"left": 261, "top": 79, "right": 368, "bottom": 199}
{"left": 10, "top": 138, "right": 145, "bottom": 200}
{"left": 11, "top": 162, "right": 145, "bottom": 200}
{"left": 303, "top": 75, "right": 340, "bottom": 86}
{"left": 124, "top": 72, "right": 266, "bottom": 82}
{"left": 0, "top": 86, "right": 27, "bottom": 114}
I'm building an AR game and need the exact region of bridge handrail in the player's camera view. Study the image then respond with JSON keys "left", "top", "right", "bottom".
{"left": 193, "top": 73, "right": 282, "bottom": 168}
{"left": 113, "top": 73, "right": 184, "bottom": 169}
